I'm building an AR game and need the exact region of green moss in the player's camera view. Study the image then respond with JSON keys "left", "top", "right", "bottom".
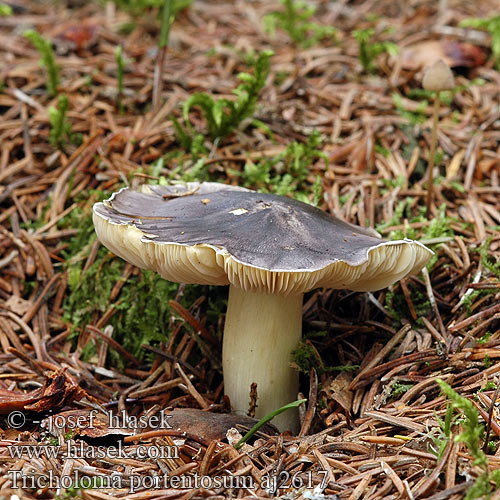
{"left": 238, "top": 130, "right": 327, "bottom": 204}
{"left": 110, "top": 0, "right": 192, "bottom": 16}
{"left": 49, "top": 95, "right": 75, "bottom": 149}
{"left": 478, "top": 333, "right": 492, "bottom": 345}
{"left": 378, "top": 202, "right": 455, "bottom": 270}
{"left": 391, "top": 382, "right": 413, "bottom": 398}
{"left": 393, "top": 93, "right": 427, "bottom": 124}
{"left": 179, "top": 51, "right": 272, "bottom": 142}
{"left": 385, "top": 286, "right": 431, "bottom": 327}
{"left": 483, "top": 354, "right": 492, "bottom": 368}
{"left": 291, "top": 340, "right": 358, "bottom": 375}
{"left": 353, "top": 28, "right": 398, "bottom": 73}
{"left": 63, "top": 245, "right": 188, "bottom": 363}
{"left": 450, "top": 181, "right": 465, "bottom": 193}
{"left": 480, "top": 236, "right": 500, "bottom": 279}
{"left": 60, "top": 191, "right": 200, "bottom": 365}
{"left": 24, "top": 29, "right": 60, "bottom": 97}
{"left": 0, "top": 4, "right": 12, "bottom": 15}
{"left": 438, "top": 380, "right": 500, "bottom": 499}
{"left": 292, "top": 341, "right": 322, "bottom": 374}
{"left": 480, "top": 380, "right": 497, "bottom": 391}
{"left": 375, "top": 143, "right": 390, "bottom": 157}
{"left": 407, "top": 88, "right": 454, "bottom": 106}
{"left": 462, "top": 289, "right": 497, "bottom": 314}
{"left": 376, "top": 198, "right": 414, "bottom": 235}
{"left": 263, "top": 0, "right": 336, "bottom": 48}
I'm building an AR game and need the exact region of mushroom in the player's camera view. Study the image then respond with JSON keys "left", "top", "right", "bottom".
{"left": 93, "top": 182, "right": 432, "bottom": 431}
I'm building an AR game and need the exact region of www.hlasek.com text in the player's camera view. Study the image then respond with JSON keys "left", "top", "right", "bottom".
{"left": 7, "top": 440, "right": 178, "bottom": 460}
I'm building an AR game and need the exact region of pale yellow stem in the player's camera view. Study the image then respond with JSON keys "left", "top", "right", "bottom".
{"left": 223, "top": 285, "right": 303, "bottom": 432}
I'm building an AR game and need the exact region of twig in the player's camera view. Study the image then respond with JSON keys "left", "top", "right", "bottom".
{"left": 152, "top": 0, "right": 173, "bottom": 111}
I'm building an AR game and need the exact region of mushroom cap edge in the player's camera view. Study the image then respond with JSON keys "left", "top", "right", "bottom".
{"left": 92, "top": 183, "right": 433, "bottom": 295}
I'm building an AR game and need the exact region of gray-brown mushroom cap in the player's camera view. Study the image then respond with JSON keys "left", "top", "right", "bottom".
{"left": 93, "top": 182, "right": 432, "bottom": 294}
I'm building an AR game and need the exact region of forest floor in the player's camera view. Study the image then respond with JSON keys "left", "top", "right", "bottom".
{"left": 0, "top": 0, "right": 500, "bottom": 498}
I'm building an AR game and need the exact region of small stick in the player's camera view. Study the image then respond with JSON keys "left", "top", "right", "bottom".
{"left": 153, "top": 0, "right": 173, "bottom": 111}
{"left": 7, "top": 347, "right": 46, "bottom": 375}
{"left": 175, "top": 362, "right": 209, "bottom": 409}
{"left": 422, "top": 266, "right": 447, "bottom": 339}
{"left": 483, "top": 381, "right": 500, "bottom": 452}
{"left": 141, "top": 344, "right": 203, "bottom": 379}
{"left": 400, "top": 279, "right": 417, "bottom": 320}
{"left": 298, "top": 368, "right": 318, "bottom": 437}
{"left": 162, "top": 186, "right": 200, "bottom": 199}
{"left": 124, "top": 429, "right": 211, "bottom": 447}
{"left": 169, "top": 299, "right": 218, "bottom": 346}
{"left": 86, "top": 325, "right": 140, "bottom": 365}
{"left": 128, "top": 377, "right": 184, "bottom": 398}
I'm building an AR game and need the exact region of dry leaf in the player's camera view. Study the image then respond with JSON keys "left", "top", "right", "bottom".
{"left": 400, "top": 40, "right": 486, "bottom": 70}
{"left": 54, "top": 23, "right": 98, "bottom": 52}
{"left": 0, "top": 369, "right": 86, "bottom": 415}
{"left": 321, "top": 372, "right": 353, "bottom": 413}
{"left": 168, "top": 408, "right": 278, "bottom": 441}
{"left": 3, "top": 296, "right": 31, "bottom": 316}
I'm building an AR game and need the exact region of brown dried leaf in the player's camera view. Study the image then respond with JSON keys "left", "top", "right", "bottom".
{"left": 54, "top": 23, "right": 98, "bottom": 52}
{"left": 350, "top": 136, "right": 367, "bottom": 173}
{"left": 329, "top": 140, "right": 357, "bottom": 164}
{"left": 0, "top": 369, "right": 86, "bottom": 415}
{"left": 350, "top": 133, "right": 375, "bottom": 173}
{"left": 321, "top": 372, "right": 353, "bottom": 413}
{"left": 168, "top": 408, "right": 279, "bottom": 441}
{"left": 3, "top": 295, "right": 31, "bottom": 316}
{"left": 443, "top": 41, "right": 486, "bottom": 68}
{"left": 400, "top": 40, "right": 486, "bottom": 70}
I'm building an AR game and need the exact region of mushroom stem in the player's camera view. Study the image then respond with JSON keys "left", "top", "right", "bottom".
{"left": 223, "top": 285, "right": 303, "bottom": 432}
{"left": 426, "top": 92, "right": 441, "bottom": 217}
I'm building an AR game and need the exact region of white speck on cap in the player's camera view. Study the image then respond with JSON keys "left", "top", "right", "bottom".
{"left": 229, "top": 208, "right": 248, "bottom": 215}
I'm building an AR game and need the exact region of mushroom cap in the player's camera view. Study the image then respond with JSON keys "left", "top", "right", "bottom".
{"left": 422, "top": 59, "right": 455, "bottom": 92}
{"left": 93, "top": 182, "right": 433, "bottom": 295}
